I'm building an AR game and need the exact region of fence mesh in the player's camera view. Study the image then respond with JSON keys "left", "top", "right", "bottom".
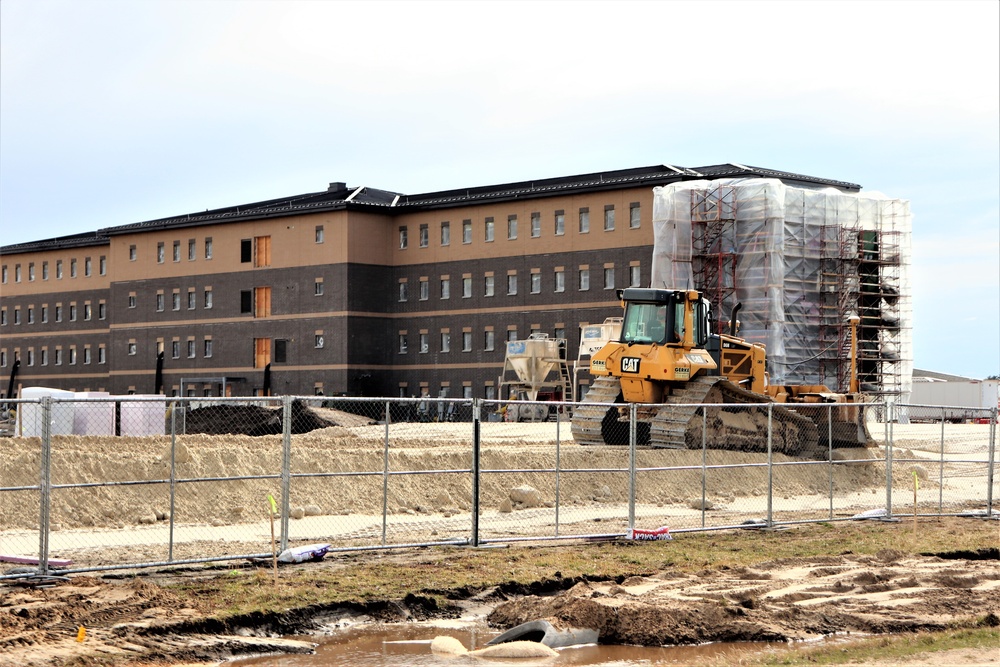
{"left": 0, "top": 395, "right": 995, "bottom": 578}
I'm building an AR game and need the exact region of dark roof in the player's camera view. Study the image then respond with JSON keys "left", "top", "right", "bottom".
{"left": 1, "top": 163, "right": 862, "bottom": 253}
{"left": 0, "top": 230, "right": 109, "bottom": 255}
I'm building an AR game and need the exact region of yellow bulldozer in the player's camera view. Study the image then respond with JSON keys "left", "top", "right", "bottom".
{"left": 571, "top": 288, "right": 873, "bottom": 457}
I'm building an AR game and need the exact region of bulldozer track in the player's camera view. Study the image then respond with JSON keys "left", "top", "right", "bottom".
{"left": 571, "top": 376, "right": 823, "bottom": 457}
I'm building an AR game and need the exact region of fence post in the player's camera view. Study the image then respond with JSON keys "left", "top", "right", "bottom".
{"left": 827, "top": 403, "right": 834, "bottom": 520}
{"left": 700, "top": 409, "right": 707, "bottom": 529}
{"left": 38, "top": 397, "right": 52, "bottom": 573}
{"left": 885, "top": 401, "right": 894, "bottom": 519}
{"left": 939, "top": 407, "right": 946, "bottom": 514}
{"left": 766, "top": 403, "right": 773, "bottom": 528}
{"left": 471, "top": 399, "right": 481, "bottom": 547}
{"left": 280, "top": 395, "right": 292, "bottom": 551}
{"left": 555, "top": 406, "right": 562, "bottom": 538}
{"left": 988, "top": 406, "right": 997, "bottom": 516}
{"left": 382, "top": 400, "right": 391, "bottom": 546}
{"left": 168, "top": 404, "right": 177, "bottom": 562}
{"left": 628, "top": 403, "right": 636, "bottom": 535}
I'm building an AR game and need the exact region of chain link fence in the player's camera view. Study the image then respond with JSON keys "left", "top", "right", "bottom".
{"left": 1, "top": 395, "right": 995, "bottom": 579}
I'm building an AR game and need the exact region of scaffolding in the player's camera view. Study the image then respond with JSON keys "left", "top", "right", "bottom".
{"left": 651, "top": 178, "right": 912, "bottom": 401}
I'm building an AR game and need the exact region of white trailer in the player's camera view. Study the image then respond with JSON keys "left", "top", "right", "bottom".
{"left": 908, "top": 379, "right": 999, "bottom": 422}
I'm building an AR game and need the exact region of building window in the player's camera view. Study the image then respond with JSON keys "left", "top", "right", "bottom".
{"left": 555, "top": 210, "right": 565, "bottom": 235}
{"left": 42, "top": 262, "right": 49, "bottom": 280}
{"left": 172, "top": 241, "right": 181, "bottom": 262}
{"left": 171, "top": 341, "right": 180, "bottom": 359}
{"left": 462, "top": 276, "right": 472, "bottom": 298}
{"left": 27, "top": 349, "right": 34, "bottom": 366}
{"left": 555, "top": 326, "right": 566, "bottom": 340}
{"left": 41, "top": 306, "right": 48, "bottom": 323}
{"left": 440, "top": 278, "right": 450, "bottom": 299}
{"left": 99, "top": 256, "right": 107, "bottom": 275}
{"left": 172, "top": 291, "right": 181, "bottom": 310}
{"left": 240, "top": 290, "right": 252, "bottom": 314}
{"left": 314, "top": 279, "right": 324, "bottom": 296}
{"left": 157, "top": 243, "right": 165, "bottom": 263}
{"left": 315, "top": 334, "right": 324, "bottom": 349}
{"left": 27, "top": 307, "right": 34, "bottom": 324}
{"left": 629, "top": 202, "right": 641, "bottom": 228}
{"left": 554, "top": 270, "right": 565, "bottom": 293}
{"left": 579, "top": 268, "right": 590, "bottom": 291}
{"left": 129, "top": 245, "right": 137, "bottom": 261}
{"left": 398, "top": 281, "right": 408, "bottom": 302}
{"left": 398, "top": 334, "right": 407, "bottom": 354}
{"left": 531, "top": 212, "right": 541, "bottom": 238}
{"left": 186, "top": 239, "right": 195, "bottom": 260}
{"left": 1, "top": 309, "right": 6, "bottom": 326}
{"left": 128, "top": 342, "right": 137, "bottom": 356}
{"left": 507, "top": 329, "right": 518, "bottom": 342}
{"left": 187, "top": 290, "right": 196, "bottom": 309}
{"left": 98, "top": 346, "right": 106, "bottom": 364}
{"left": 55, "top": 349, "right": 62, "bottom": 365}
{"left": 440, "top": 221, "right": 450, "bottom": 246}
{"left": 507, "top": 215, "right": 517, "bottom": 240}
{"left": 83, "top": 347, "right": 92, "bottom": 364}
{"left": 28, "top": 263, "right": 35, "bottom": 281}
{"left": 530, "top": 272, "right": 541, "bottom": 294}
{"left": 14, "top": 264, "right": 21, "bottom": 282}
{"left": 462, "top": 219, "right": 472, "bottom": 244}
{"left": 462, "top": 331, "right": 472, "bottom": 352}
{"left": 205, "top": 237, "right": 213, "bottom": 259}
{"left": 13, "top": 308, "right": 20, "bottom": 325}
{"left": 419, "top": 333, "right": 429, "bottom": 354}
{"left": 419, "top": 278, "right": 429, "bottom": 301}
{"left": 507, "top": 274, "right": 517, "bottom": 295}
{"left": 604, "top": 267, "right": 615, "bottom": 290}
{"left": 204, "top": 289, "right": 213, "bottom": 309}
{"left": 69, "top": 347, "right": 77, "bottom": 364}
{"left": 56, "top": 260, "right": 63, "bottom": 278}
{"left": 630, "top": 265, "right": 641, "bottom": 287}
{"left": 40, "top": 349, "right": 48, "bottom": 366}
{"left": 604, "top": 205, "right": 615, "bottom": 231}
{"left": 484, "top": 330, "right": 495, "bottom": 351}
{"left": 129, "top": 294, "right": 136, "bottom": 308}
{"left": 84, "top": 257, "right": 92, "bottom": 276}
{"left": 241, "top": 239, "right": 252, "bottom": 263}
{"left": 484, "top": 217, "right": 494, "bottom": 242}
{"left": 440, "top": 332, "right": 450, "bottom": 353}
{"left": 69, "top": 304, "right": 76, "bottom": 321}
{"left": 187, "top": 340, "right": 196, "bottom": 358}
{"left": 98, "top": 302, "right": 106, "bottom": 319}
{"left": 83, "top": 303, "right": 92, "bottom": 320}
{"left": 204, "top": 339, "right": 213, "bottom": 357}
{"left": 399, "top": 226, "right": 408, "bottom": 249}
{"left": 1, "top": 265, "right": 6, "bottom": 283}
{"left": 579, "top": 207, "right": 590, "bottom": 233}
{"left": 70, "top": 259, "right": 77, "bottom": 277}
{"left": 315, "top": 225, "right": 324, "bottom": 243}
{"left": 485, "top": 275, "right": 495, "bottom": 297}
{"left": 55, "top": 304, "right": 62, "bottom": 321}
{"left": 419, "top": 224, "right": 429, "bottom": 248}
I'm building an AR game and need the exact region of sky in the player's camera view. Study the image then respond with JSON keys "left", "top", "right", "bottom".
{"left": 1, "top": 0, "right": 998, "bottom": 379}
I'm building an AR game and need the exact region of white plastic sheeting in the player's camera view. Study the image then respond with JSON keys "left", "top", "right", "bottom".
{"left": 651, "top": 178, "right": 912, "bottom": 399}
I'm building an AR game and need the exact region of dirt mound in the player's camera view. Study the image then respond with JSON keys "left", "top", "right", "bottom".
{"left": 183, "top": 400, "right": 375, "bottom": 435}
{"left": 487, "top": 554, "right": 1000, "bottom": 646}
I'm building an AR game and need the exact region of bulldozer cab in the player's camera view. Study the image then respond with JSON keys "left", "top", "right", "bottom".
{"left": 619, "top": 288, "right": 709, "bottom": 349}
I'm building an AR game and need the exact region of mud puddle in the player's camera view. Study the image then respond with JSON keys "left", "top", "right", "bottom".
{"left": 231, "top": 623, "right": 777, "bottom": 666}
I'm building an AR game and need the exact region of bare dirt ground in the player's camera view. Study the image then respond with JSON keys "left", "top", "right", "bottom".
{"left": 1, "top": 543, "right": 998, "bottom": 667}
{"left": 1, "top": 418, "right": 996, "bottom": 665}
